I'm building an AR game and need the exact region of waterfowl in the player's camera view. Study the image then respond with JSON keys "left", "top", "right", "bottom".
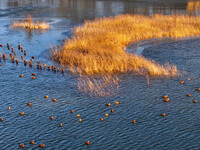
{"left": 50, "top": 116, "right": 54, "bottom": 120}
{"left": 52, "top": 99, "right": 56, "bottom": 102}
{"left": 32, "top": 73, "right": 36, "bottom": 76}
{"left": 62, "top": 69, "right": 64, "bottom": 73}
{"left": 31, "top": 76, "right": 36, "bottom": 79}
{"left": 0, "top": 44, "right": 2, "bottom": 47}
{"left": 19, "top": 74, "right": 24, "bottom": 77}
{"left": 18, "top": 44, "right": 21, "bottom": 48}
{"left": 70, "top": 110, "right": 74, "bottom": 113}
{"left": 0, "top": 64, "right": 1, "bottom": 66}
{"left": 160, "top": 113, "right": 165, "bottom": 117}
{"left": 30, "top": 59, "right": 33, "bottom": 62}
{"left": 77, "top": 114, "right": 80, "bottom": 118}
{"left": 8, "top": 106, "right": 11, "bottom": 110}
{"left": 39, "top": 144, "right": 45, "bottom": 148}
{"left": 105, "top": 114, "right": 109, "bottom": 117}
{"left": 3, "top": 54, "right": 6, "bottom": 58}
{"left": 21, "top": 55, "right": 23, "bottom": 58}
{"left": 187, "top": 94, "right": 191, "bottom": 97}
{"left": 193, "top": 100, "right": 197, "bottom": 103}
{"left": 37, "top": 60, "right": 40, "bottom": 64}
{"left": 20, "top": 112, "right": 25, "bottom": 116}
{"left": 111, "top": 109, "right": 114, "bottom": 113}
{"left": 59, "top": 123, "right": 63, "bottom": 127}
{"left": 0, "top": 118, "right": 3, "bottom": 121}
{"left": 20, "top": 144, "right": 24, "bottom": 148}
{"left": 100, "top": 118, "right": 103, "bottom": 122}
{"left": 188, "top": 78, "right": 191, "bottom": 81}
{"left": 115, "top": 101, "right": 119, "bottom": 105}
{"left": 14, "top": 52, "right": 16, "bottom": 55}
{"left": 164, "top": 98, "right": 169, "bottom": 102}
{"left": 57, "top": 68, "right": 59, "bottom": 72}
{"left": 79, "top": 119, "right": 82, "bottom": 122}
{"left": 30, "top": 141, "right": 34, "bottom": 144}
{"left": 106, "top": 103, "right": 111, "bottom": 107}
{"left": 27, "top": 103, "right": 32, "bottom": 106}
{"left": 196, "top": 88, "right": 200, "bottom": 91}
{"left": 180, "top": 81, "right": 184, "bottom": 84}
{"left": 85, "top": 141, "right": 90, "bottom": 145}
{"left": 162, "top": 95, "right": 168, "bottom": 98}
{"left": 132, "top": 120, "right": 136, "bottom": 124}
{"left": 44, "top": 96, "right": 49, "bottom": 99}
{"left": 16, "top": 59, "right": 18, "bottom": 64}
{"left": 32, "top": 56, "right": 34, "bottom": 59}
{"left": 12, "top": 47, "right": 14, "bottom": 50}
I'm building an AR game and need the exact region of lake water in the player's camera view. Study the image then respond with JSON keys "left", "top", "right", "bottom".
{"left": 0, "top": 0, "right": 200, "bottom": 149}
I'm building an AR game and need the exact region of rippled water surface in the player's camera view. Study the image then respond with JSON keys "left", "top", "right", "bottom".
{"left": 0, "top": 0, "right": 200, "bottom": 149}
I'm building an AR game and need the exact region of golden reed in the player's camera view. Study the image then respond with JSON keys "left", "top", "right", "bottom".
{"left": 10, "top": 14, "right": 52, "bottom": 30}
{"left": 53, "top": 15, "right": 200, "bottom": 76}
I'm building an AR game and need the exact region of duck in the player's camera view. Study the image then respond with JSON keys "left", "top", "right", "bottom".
{"left": 111, "top": 109, "right": 114, "bottom": 113}
{"left": 0, "top": 118, "right": 3, "bottom": 121}
{"left": 162, "top": 95, "right": 168, "bottom": 98}
{"left": 79, "top": 119, "right": 82, "bottom": 122}
{"left": 3, "top": 54, "right": 6, "bottom": 58}
{"left": 59, "top": 123, "right": 63, "bottom": 127}
{"left": 70, "top": 110, "right": 74, "bottom": 113}
{"left": 52, "top": 99, "right": 56, "bottom": 102}
{"left": 187, "top": 94, "right": 191, "bottom": 97}
{"left": 30, "top": 141, "right": 34, "bottom": 144}
{"left": 31, "top": 76, "right": 36, "bottom": 79}
{"left": 193, "top": 100, "right": 197, "bottom": 103}
{"left": 132, "top": 120, "right": 136, "bottom": 124}
{"left": 100, "top": 118, "right": 103, "bottom": 122}
{"left": 8, "top": 106, "right": 11, "bottom": 110}
{"left": 39, "top": 144, "right": 45, "bottom": 148}
{"left": 105, "top": 114, "right": 109, "bottom": 117}
{"left": 85, "top": 141, "right": 90, "bottom": 145}
{"left": 77, "top": 114, "right": 80, "bottom": 118}
{"left": 27, "top": 103, "right": 32, "bottom": 106}
{"left": 160, "top": 113, "right": 165, "bottom": 117}
{"left": 164, "top": 98, "right": 169, "bottom": 102}
{"left": 0, "top": 44, "right": 3, "bottom": 47}
{"left": 44, "top": 96, "right": 49, "bottom": 99}
{"left": 20, "top": 112, "right": 25, "bottom": 116}
{"left": 115, "top": 101, "right": 119, "bottom": 105}
{"left": 196, "top": 88, "right": 200, "bottom": 91}
{"left": 106, "top": 103, "right": 111, "bottom": 107}
{"left": 19, "top": 74, "right": 24, "bottom": 77}
{"left": 50, "top": 116, "right": 54, "bottom": 120}
{"left": 20, "top": 144, "right": 24, "bottom": 148}
{"left": 188, "top": 78, "right": 191, "bottom": 81}
{"left": 62, "top": 69, "right": 64, "bottom": 73}
{"left": 180, "top": 81, "right": 184, "bottom": 84}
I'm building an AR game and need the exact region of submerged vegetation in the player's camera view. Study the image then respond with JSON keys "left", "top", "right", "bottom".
{"left": 10, "top": 15, "right": 52, "bottom": 30}
{"left": 53, "top": 14, "right": 200, "bottom": 76}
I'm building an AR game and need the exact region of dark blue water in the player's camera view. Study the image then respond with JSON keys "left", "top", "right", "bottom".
{"left": 0, "top": 0, "right": 200, "bottom": 149}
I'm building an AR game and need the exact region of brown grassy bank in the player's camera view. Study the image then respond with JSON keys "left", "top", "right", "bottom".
{"left": 53, "top": 14, "right": 200, "bottom": 76}
{"left": 10, "top": 15, "right": 52, "bottom": 30}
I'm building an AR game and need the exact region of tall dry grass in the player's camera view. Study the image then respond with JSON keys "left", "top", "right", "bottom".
{"left": 10, "top": 15, "right": 52, "bottom": 30}
{"left": 53, "top": 15, "right": 200, "bottom": 76}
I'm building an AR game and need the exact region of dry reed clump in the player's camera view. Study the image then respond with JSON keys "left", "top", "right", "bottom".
{"left": 10, "top": 15, "right": 52, "bottom": 30}
{"left": 53, "top": 14, "right": 200, "bottom": 76}
{"left": 77, "top": 75, "right": 119, "bottom": 97}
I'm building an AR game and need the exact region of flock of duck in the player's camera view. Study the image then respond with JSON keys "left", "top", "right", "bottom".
{"left": 0, "top": 43, "right": 122, "bottom": 148}
{"left": 0, "top": 43, "right": 199, "bottom": 149}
